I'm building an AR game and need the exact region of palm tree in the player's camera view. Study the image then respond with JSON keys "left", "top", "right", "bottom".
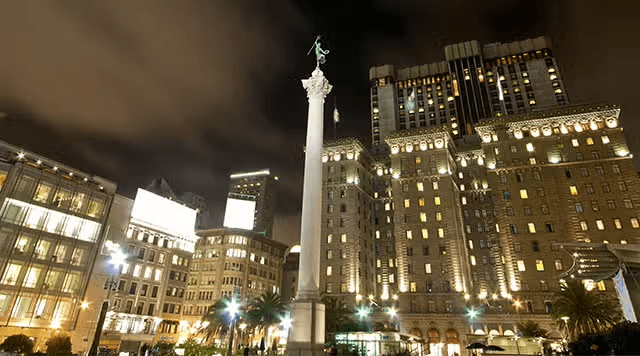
{"left": 552, "top": 279, "right": 622, "bottom": 340}
{"left": 199, "top": 297, "right": 245, "bottom": 345}
{"left": 246, "top": 291, "right": 287, "bottom": 347}
{"left": 322, "top": 296, "right": 353, "bottom": 332}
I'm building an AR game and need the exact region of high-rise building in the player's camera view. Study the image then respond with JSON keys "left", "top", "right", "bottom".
{"left": 226, "top": 169, "right": 277, "bottom": 238}
{"left": 0, "top": 140, "right": 117, "bottom": 351}
{"left": 320, "top": 36, "right": 639, "bottom": 355}
{"left": 145, "top": 178, "right": 215, "bottom": 230}
{"left": 78, "top": 189, "right": 199, "bottom": 354}
{"left": 369, "top": 36, "right": 569, "bottom": 145}
{"left": 320, "top": 139, "right": 376, "bottom": 299}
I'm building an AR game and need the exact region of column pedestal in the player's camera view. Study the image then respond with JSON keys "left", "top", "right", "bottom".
{"left": 287, "top": 300, "right": 326, "bottom": 356}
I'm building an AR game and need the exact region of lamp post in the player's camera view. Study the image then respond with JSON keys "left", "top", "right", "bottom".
{"left": 88, "top": 248, "right": 127, "bottom": 356}
{"left": 560, "top": 316, "right": 570, "bottom": 351}
{"left": 226, "top": 297, "right": 240, "bottom": 356}
{"left": 512, "top": 300, "right": 522, "bottom": 355}
{"left": 387, "top": 308, "right": 397, "bottom": 330}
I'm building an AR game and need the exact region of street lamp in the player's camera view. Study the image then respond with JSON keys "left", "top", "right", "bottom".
{"left": 88, "top": 247, "right": 127, "bottom": 356}
{"left": 387, "top": 308, "right": 397, "bottom": 330}
{"left": 356, "top": 305, "right": 371, "bottom": 320}
{"left": 226, "top": 297, "right": 241, "bottom": 356}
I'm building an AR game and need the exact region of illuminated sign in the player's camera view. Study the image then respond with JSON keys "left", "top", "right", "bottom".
{"left": 131, "top": 189, "right": 197, "bottom": 238}
{"left": 223, "top": 197, "right": 256, "bottom": 230}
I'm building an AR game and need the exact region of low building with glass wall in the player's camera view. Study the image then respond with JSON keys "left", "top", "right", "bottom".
{"left": 0, "top": 140, "right": 116, "bottom": 352}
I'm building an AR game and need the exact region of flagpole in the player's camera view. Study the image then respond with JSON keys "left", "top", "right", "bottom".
{"left": 333, "top": 97, "right": 337, "bottom": 139}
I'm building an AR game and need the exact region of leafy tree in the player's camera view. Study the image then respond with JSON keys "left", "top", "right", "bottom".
{"left": 153, "top": 342, "right": 176, "bottom": 356}
{"left": 552, "top": 279, "right": 622, "bottom": 340}
{"left": 179, "top": 339, "right": 225, "bottom": 356}
{"left": 0, "top": 334, "right": 34, "bottom": 354}
{"left": 517, "top": 321, "right": 548, "bottom": 337}
{"left": 322, "top": 297, "right": 354, "bottom": 333}
{"left": 606, "top": 321, "right": 640, "bottom": 355}
{"left": 46, "top": 335, "right": 72, "bottom": 356}
{"left": 246, "top": 291, "right": 286, "bottom": 348}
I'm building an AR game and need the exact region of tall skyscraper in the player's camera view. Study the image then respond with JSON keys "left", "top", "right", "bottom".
{"left": 0, "top": 140, "right": 117, "bottom": 351}
{"left": 320, "top": 139, "right": 376, "bottom": 298}
{"left": 226, "top": 169, "right": 277, "bottom": 238}
{"left": 369, "top": 36, "right": 569, "bottom": 145}
{"left": 319, "top": 36, "right": 639, "bottom": 355}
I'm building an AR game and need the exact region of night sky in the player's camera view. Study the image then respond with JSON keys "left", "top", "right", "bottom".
{"left": 1, "top": 1, "right": 639, "bottom": 245}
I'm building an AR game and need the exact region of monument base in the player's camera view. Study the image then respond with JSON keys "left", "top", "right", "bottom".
{"left": 286, "top": 299, "right": 325, "bottom": 356}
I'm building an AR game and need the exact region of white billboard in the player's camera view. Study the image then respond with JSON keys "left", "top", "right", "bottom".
{"left": 131, "top": 189, "right": 197, "bottom": 238}
{"left": 223, "top": 198, "right": 256, "bottom": 230}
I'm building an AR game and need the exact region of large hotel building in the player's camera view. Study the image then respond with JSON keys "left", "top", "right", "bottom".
{"left": 319, "top": 36, "right": 640, "bottom": 355}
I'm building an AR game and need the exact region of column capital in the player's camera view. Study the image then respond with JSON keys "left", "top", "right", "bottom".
{"left": 302, "top": 67, "right": 332, "bottom": 99}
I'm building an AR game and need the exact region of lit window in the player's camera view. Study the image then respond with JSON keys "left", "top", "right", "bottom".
{"left": 632, "top": 218, "right": 640, "bottom": 228}
{"left": 528, "top": 223, "right": 536, "bottom": 233}
{"left": 586, "top": 137, "right": 594, "bottom": 145}
{"left": 614, "top": 219, "right": 622, "bottom": 230}
{"left": 425, "top": 264, "right": 431, "bottom": 274}
{"left": 417, "top": 182, "right": 424, "bottom": 192}
{"left": 555, "top": 259, "right": 564, "bottom": 271}
{"left": 621, "top": 240, "right": 628, "bottom": 244}
{"left": 327, "top": 234, "right": 333, "bottom": 243}
{"left": 597, "top": 281, "right": 606, "bottom": 291}
{"left": 421, "top": 229, "right": 429, "bottom": 239}
{"left": 376, "top": 259, "right": 381, "bottom": 268}
{"left": 601, "top": 136, "right": 610, "bottom": 144}
{"left": 470, "top": 256, "right": 476, "bottom": 266}
{"left": 526, "top": 143, "right": 534, "bottom": 152}
{"left": 596, "top": 220, "right": 605, "bottom": 230}
{"left": 517, "top": 260, "right": 526, "bottom": 271}
{"left": 341, "top": 234, "right": 347, "bottom": 243}
{"left": 144, "top": 266, "right": 152, "bottom": 279}
{"left": 434, "top": 197, "right": 441, "bottom": 206}
{"left": 154, "top": 269, "right": 162, "bottom": 281}
{"left": 404, "top": 199, "right": 410, "bottom": 208}
{"left": 406, "top": 231, "right": 413, "bottom": 239}
{"left": 461, "top": 196, "right": 467, "bottom": 205}
{"left": 536, "top": 260, "right": 545, "bottom": 271}
{"left": 520, "top": 189, "right": 528, "bottom": 199}
{"left": 580, "top": 221, "right": 589, "bottom": 231}
{"left": 418, "top": 198, "right": 425, "bottom": 207}
{"left": 571, "top": 139, "right": 579, "bottom": 147}
{"left": 133, "top": 264, "right": 142, "bottom": 277}
{"left": 384, "top": 203, "right": 390, "bottom": 211}
{"left": 437, "top": 228, "right": 444, "bottom": 238}
{"left": 375, "top": 230, "right": 380, "bottom": 239}
{"left": 432, "top": 181, "right": 439, "bottom": 190}
{"left": 460, "top": 184, "right": 465, "bottom": 191}
{"left": 569, "top": 186, "right": 578, "bottom": 196}
{"left": 529, "top": 157, "right": 537, "bottom": 165}
{"left": 410, "top": 282, "right": 417, "bottom": 292}
{"left": 326, "top": 266, "right": 332, "bottom": 276}
{"left": 435, "top": 212, "right": 442, "bottom": 221}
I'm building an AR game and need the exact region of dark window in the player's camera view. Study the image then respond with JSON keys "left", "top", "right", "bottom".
{"left": 129, "top": 282, "right": 137, "bottom": 295}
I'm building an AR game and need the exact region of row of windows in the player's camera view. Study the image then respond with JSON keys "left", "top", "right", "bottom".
{"left": 116, "top": 281, "right": 159, "bottom": 298}
{"left": 9, "top": 174, "right": 106, "bottom": 219}
{"left": 121, "top": 263, "right": 163, "bottom": 281}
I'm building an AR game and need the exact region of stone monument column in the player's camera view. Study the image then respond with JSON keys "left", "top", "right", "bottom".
{"left": 287, "top": 65, "right": 331, "bottom": 356}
